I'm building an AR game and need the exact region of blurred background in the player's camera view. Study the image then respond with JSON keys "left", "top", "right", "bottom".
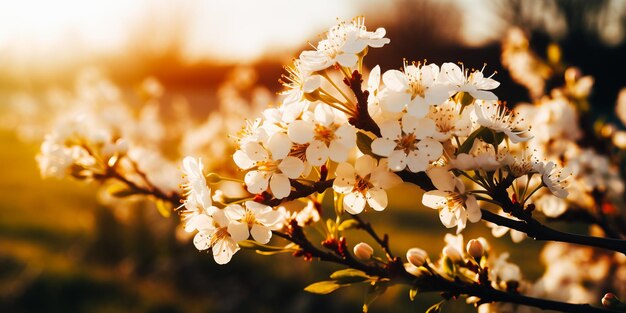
{"left": 0, "top": 0, "right": 625, "bottom": 312}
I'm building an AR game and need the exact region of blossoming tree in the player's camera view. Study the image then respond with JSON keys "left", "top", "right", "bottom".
{"left": 36, "top": 18, "right": 626, "bottom": 313}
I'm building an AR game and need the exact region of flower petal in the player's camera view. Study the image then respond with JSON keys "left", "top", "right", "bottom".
{"left": 288, "top": 120, "right": 315, "bottom": 144}
{"left": 270, "top": 173, "right": 291, "bottom": 199}
{"left": 355, "top": 155, "right": 377, "bottom": 177}
{"left": 278, "top": 156, "right": 304, "bottom": 178}
{"left": 366, "top": 188, "right": 388, "bottom": 211}
{"left": 267, "top": 132, "right": 292, "bottom": 160}
{"left": 371, "top": 138, "right": 395, "bottom": 157}
{"left": 387, "top": 150, "right": 407, "bottom": 171}
{"left": 344, "top": 192, "right": 366, "bottom": 214}
{"left": 251, "top": 224, "right": 272, "bottom": 244}
{"left": 245, "top": 170, "right": 270, "bottom": 194}
{"left": 228, "top": 221, "right": 250, "bottom": 242}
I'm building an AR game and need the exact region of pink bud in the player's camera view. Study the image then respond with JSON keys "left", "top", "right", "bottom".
{"left": 353, "top": 242, "right": 373, "bottom": 260}
{"left": 602, "top": 293, "right": 622, "bottom": 308}
{"left": 406, "top": 248, "right": 428, "bottom": 267}
{"left": 466, "top": 239, "right": 484, "bottom": 260}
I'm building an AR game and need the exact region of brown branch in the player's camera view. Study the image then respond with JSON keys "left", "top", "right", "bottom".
{"left": 257, "top": 179, "right": 335, "bottom": 207}
{"left": 343, "top": 70, "right": 381, "bottom": 137}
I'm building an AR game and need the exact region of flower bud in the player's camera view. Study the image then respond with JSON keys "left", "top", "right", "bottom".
{"left": 206, "top": 173, "right": 222, "bottom": 183}
{"left": 466, "top": 239, "right": 484, "bottom": 260}
{"left": 353, "top": 242, "right": 373, "bottom": 260}
{"left": 442, "top": 246, "right": 462, "bottom": 263}
{"left": 602, "top": 293, "right": 623, "bottom": 309}
{"left": 406, "top": 248, "right": 428, "bottom": 267}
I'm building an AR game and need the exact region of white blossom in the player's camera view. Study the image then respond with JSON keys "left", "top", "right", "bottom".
{"left": 333, "top": 155, "right": 402, "bottom": 214}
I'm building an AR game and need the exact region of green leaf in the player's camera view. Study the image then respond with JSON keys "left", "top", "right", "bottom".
{"left": 363, "top": 282, "right": 388, "bottom": 313}
{"left": 238, "top": 240, "right": 294, "bottom": 253}
{"left": 107, "top": 183, "right": 137, "bottom": 198}
{"left": 458, "top": 127, "right": 483, "bottom": 154}
{"left": 333, "top": 192, "right": 344, "bottom": 217}
{"left": 425, "top": 301, "right": 444, "bottom": 313}
{"left": 304, "top": 281, "right": 343, "bottom": 295}
{"left": 356, "top": 131, "right": 377, "bottom": 158}
{"left": 155, "top": 199, "right": 171, "bottom": 218}
{"left": 330, "top": 269, "right": 370, "bottom": 284}
{"left": 326, "top": 219, "right": 336, "bottom": 234}
{"left": 337, "top": 219, "right": 360, "bottom": 231}
{"left": 443, "top": 256, "right": 455, "bottom": 277}
{"left": 409, "top": 287, "right": 419, "bottom": 301}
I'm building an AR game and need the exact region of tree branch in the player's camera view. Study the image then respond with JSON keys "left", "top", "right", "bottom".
{"left": 343, "top": 70, "right": 381, "bottom": 137}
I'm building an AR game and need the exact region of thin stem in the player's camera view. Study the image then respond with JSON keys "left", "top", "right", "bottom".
{"left": 321, "top": 70, "right": 355, "bottom": 107}
{"left": 352, "top": 214, "right": 395, "bottom": 260}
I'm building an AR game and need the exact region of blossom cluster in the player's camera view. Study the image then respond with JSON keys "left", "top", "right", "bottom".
{"left": 31, "top": 17, "right": 626, "bottom": 313}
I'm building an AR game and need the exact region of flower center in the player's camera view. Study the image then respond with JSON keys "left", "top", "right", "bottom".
{"left": 353, "top": 174, "right": 373, "bottom": 196}
{"left": 210, "top": 226, "right": 230, "bottom": 248}
{"left": 395, "top": 133, "right": 417, "bottom": 154}
{"left": 314, "top": 124, "right": 336, "bottom": 145}
{"left": 289, "top": 143, "right": 310, "bottom": 161}
{"left": 257, "top": 160, "right": 278, "bottom": 172}
{"left": 446, "top": 192, "right": 465, "bottom": 209}
{"left": 244, "top": 209, "right": 256, "bottom": 227}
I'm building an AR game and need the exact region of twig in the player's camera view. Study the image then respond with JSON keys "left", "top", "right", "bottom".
{"left": 352, "top": 214, "right": 395, "bottom": 260}
{"left": 343, "top": 70, "right": 381, "bottom": 137}
{"left": 257, "top": 179, "right": 334, "bottom": 207}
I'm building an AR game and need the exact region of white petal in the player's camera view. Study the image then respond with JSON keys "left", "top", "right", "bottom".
{"left": 370, "top": 165, "right": 403, "bottom": 189}
{"left": 344, "top": 192, "right": 366, "bottom": 214}
{"left": 422, "top": 190, "right": 449, "bottom": 209}
{"left": 193, "top": 231, "right": 211, "bottom": 250}
{"left": 213, "top": 237, "right": 239, "bottom": 265}
{"left": 306, "top": 140, "right": 329, "bottom": 166}
{"left": 278, "top": 156, "right": 305, "bottom": 178}
{"left": 379, "top": 119, "right": 402, "bottom": 140}
{"left": 328, "top": 140, "right": 349, "bottom": 163}
{"left": 366, "top": 188, "right": 388, "bottom": 211}
{"left": 426, "top": 167, "right": 455, "bottom": 191}
{"left": 368, "top": 65, "right": 381, "bottom": 90}
{"left": 355, "top": 155, "right": 377, "bottom": 177}
{"left": 270, "top": 173, "right": 291, "bottom": 199}
{"left": 224, "top": 204, "right": 245, "bottom": 220}
{"left": 470, "top": 90, "right": 498, "bottom": 101}
{"left": 406, "top": 98, "right": 429, "bottom": 118}
{"left": 314, "top": 104, "right": 335, "bottom": 127}
{"left": 233, "top": 150, "right": 255, "bottom": 170}
{"left": 245, "top": 170, "right": 270, "bottom": 194}
{"left": 228, "top": 221, "right": 250, "bottom": 242}
{"left": 267, "top": 132, "right": 292, "bottom": 160}
{"left": 406, "top": 152, "right": 429, "bottom": 173}
{"left": 425, "top": 84, "right": 453, "bottom": 105}
{"left": 439, "top": 208, "right": 458, "bottom": 228}
{"left": 412, "top": 118, "right": 437, "bottom": 139}
{"left": 244, "top": 142, "right": 268, "bottom": 162}
{"left": 382, "top": 69, "right": 408, "bottom": 92}
{"left": 381, "top": 90, "right": 410, "bottom": 113}
{"left": 335, "top": 124, "right": 357, "bottom": 147}
{"left": 371, "top": 138, "right": 395, "bottom": 157}
{"left": 465, "top": 195, "right": 482, "bottom": 223}
{"left": 387, "top": 150, "right": 407, "bottom": 171}
{"left": 287, "top": 120, "right": 315, "bottom": 144}
{"left": 302, "top": 75, "right": 322, "bottom": 93}
{"left": 441, "top": 63, "right": 464, "bottom": 86}
{"left": 251, "top": 224, "right": 272, "bottom": 244}
{"left": 185, "top": 214, "right": 213, "bottom": 233}
{"left": 255, "top": 208, "right": 282, "bottom": 226}
{"left": 416, "top": 139, "right": 443, "bottom": 162}
{"left": 336, "top": 53, "right": 358, "bottom": 68}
